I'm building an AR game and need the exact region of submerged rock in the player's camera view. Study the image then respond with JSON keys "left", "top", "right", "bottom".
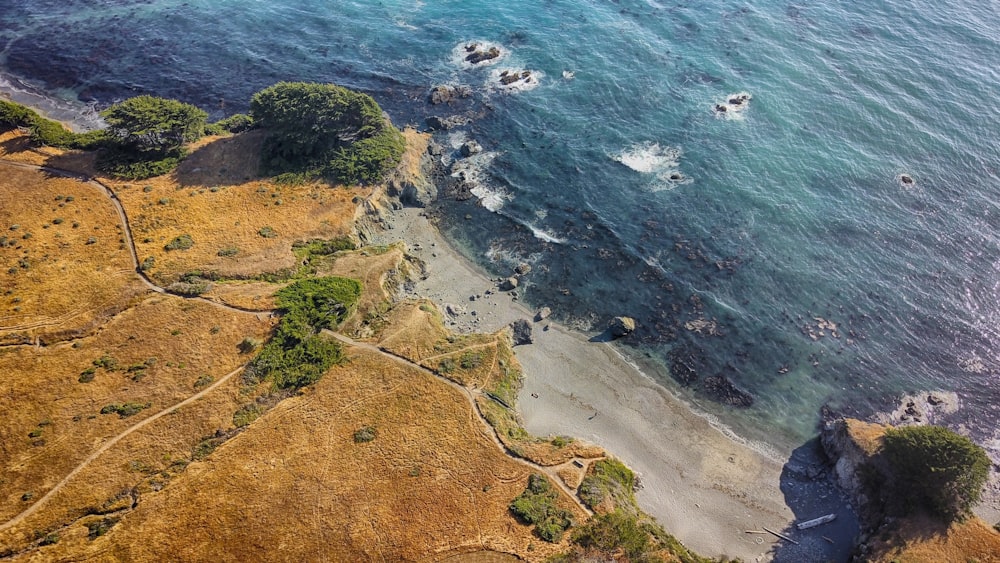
{"left": 608, "top": 316, "right": 635, "bottom": 337}
{"left": 701, "top": 375, "right": 754, "bottom": 407}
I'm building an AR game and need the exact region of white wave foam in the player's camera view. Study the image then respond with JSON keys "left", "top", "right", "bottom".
{"left": 613, "top": 142, "right": 692, "bottom": 191}
{"left": 451, "top": 40, "right": 508, "bottom": 69}
{"left": 470, "top": 184, "right": 508, "bottom": 212}
{"left": 527, "top": 225, "right": 565, "bottom": 244}
{"left": 488, "top": 68, "right": 543, "bottom": 93}
{"left": 449, "top": 141, "right": 508, "bottom": 211}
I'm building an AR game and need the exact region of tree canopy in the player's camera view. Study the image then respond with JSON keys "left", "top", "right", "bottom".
{"left": 100, "top": 95, "right": 207, "bottom": 154}
{"left": 883, "top": 424, "right": 990, "bottom": 521}
{"left": 250, "top": 82, "right": 404, "bottom": 185}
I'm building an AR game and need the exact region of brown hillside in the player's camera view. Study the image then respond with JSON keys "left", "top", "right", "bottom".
{"left": 0, "top": 162, "right": 147, "bottom": 344}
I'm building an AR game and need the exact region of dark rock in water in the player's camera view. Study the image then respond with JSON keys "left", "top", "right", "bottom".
{"left": 465, "top": 45, "right": 501, "bottom": 64}
{"left": 499, "top": 70, "right": 532, "bottom": 85}
{"left": 702, "top": 375, "right": 754, "bottom": 407}
{"left": 500, "top": 277, "right": 519, "bottom": 291}
{"left": 425, "top": 115, "right": 469, "bottom": 131}
{"left": 429, "top": 85, "right": 456, "bottom": 105}
{"left": 515, "top": 263, "right": 532, "bottom": 275}
{"left": 899, "top": 174, "right": 914, "bottom": 185}
{"left": 608, "top": 316, "right": 636, "bottom": 337}
{"left": 510, "top": 319, "right": 533, "bottom": 345}
{"left": 460, "top": 140, "right": 482, "bottom": 157}
{"left": 714, "top": 104, "right": 728, "bottom": 113}
{"left": 535, "top": 306, "right": 552, "bottom": 322}
{"left": 927, "top": 393, "right": 943, "bottom": 405}
{"left": 670, "top": 356, "right": 698, "bottom": 385}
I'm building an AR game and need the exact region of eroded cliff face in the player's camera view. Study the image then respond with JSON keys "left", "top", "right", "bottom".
{"left": 820, "top": 418, "right": 1000, "bottom": 563}
{"left": 820, "top": 418, "right": 888, "bottom": 526}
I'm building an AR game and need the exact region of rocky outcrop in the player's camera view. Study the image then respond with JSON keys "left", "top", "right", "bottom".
{"left": 509, "top": 319, "right": 533, "bottom": 346}
{"left": 460, "top": 140, "right": 482, "bottom": 157}
{"left": 425, "top": 115, "right": 469, "bottom": 131}
{"left": 500, "top": 277, "right": 519, "bottom": 291}
{"left": 608, "top": 316, "right": 635, "bottom": 338}
{"left": 820, "top": 418, "right": 886, "bottom": 521}
{"left": 428, "top": 84, "right": 472, "bottom": 105}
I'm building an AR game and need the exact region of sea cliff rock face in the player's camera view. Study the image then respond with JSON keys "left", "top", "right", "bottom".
{"left": 820, "top": 418, "right": 885, "bottom": 521}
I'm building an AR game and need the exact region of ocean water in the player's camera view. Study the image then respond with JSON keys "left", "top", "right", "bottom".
{"left": 2, "top": 0, "right": 999, "bottom": 453}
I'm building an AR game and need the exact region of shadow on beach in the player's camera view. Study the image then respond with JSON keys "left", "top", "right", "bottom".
{"left": 771, "top": 439, "right": 859, "bottom": 562}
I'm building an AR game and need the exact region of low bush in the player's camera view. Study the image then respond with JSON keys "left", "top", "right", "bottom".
{"left": 243, "top": 277, "right": 361, "bottom": 389}
{"left": 232, "top": 403, "right": 265, "bottom": 428}
{"left": 883, "top": 424, "right": 990, "bottom": 521}
{"left": 353, "top": 426, "right": 377, "bottom": 443}
{"left": 164, "top": 234, "right": 194, "bottom": 251}
{"left": 578, "top": 458, "right": 636, "bottom": 512}
{"left": 86, "top": 517, "right": 120, "bottom": 540}
{"left": 509, "top": 473, "right": 573, "bottom": 543}
{"left": 99, "top": 402, "right": 151, "bottom": 418}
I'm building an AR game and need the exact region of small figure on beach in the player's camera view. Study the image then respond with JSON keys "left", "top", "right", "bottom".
{"left": 588, "top": 411, "right": 599, "bottom": 420}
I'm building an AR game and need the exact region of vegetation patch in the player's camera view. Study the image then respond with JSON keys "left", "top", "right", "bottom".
{"left": 243, "top": 276, "right": 361, "bottom": 389}
{"left": 883, "top": 424, "right": 990, "bottom": 521}
{"left": 353, "top": 425, "right": 377, "bottom": 443}
{"left": 578, "top": 458, "right": 637, "bottom": 513}
{"left": 250, "top": 81, "right": 405, "bottom": 185}
{"left": 86, "top": 516, "right": 121, "bottom": 540}
{"left": 509, "top": 473, "right": 573, "bottom": 542}
{"left": 232, "top": 403, "right": 265, "bottom": 428}
{"left": 164, "top": 234, "right": 195, "bottom": 251}
{"left": 99, "top": 402, "right": 151, "bottom": 418}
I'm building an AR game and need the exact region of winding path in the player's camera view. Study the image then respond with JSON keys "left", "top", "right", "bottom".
{"left": 0, "top": 362, "right": 249, "bottom": 533}
{"left": 0, "top": 155, "right": 592, "bottom": 536}
{"left": 326, "top": 331, "right": 594, "bottom": 517}
{"left": 0, "top": 159, "right": 266, "bottom": 320}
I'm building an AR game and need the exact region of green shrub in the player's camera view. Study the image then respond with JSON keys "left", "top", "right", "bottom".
{"left": 99, "top": 402, "right": 151, "bottom": 418}
{"left": 140, "top": 256, "right": 155, "bottom": 271}
{"left": 509, "top": 473, "right": 573, "bottom": 543}
{"left": 217, "top": 246, "right": 239, "bottom": 257}
{"left": 193, "top": 374, "right": 214, "bottom": 389}
{"left": 578, "top": 458, "right": 636, "bottom": 512}
{"left": 250, "top": 81, "right": 403, "bottom": 185}
{"left": 571, "top": 511, "right": 650, "bottom": 560}
{"left": 883, "top": 425, "right": 991, "bottom": 521}
{"left": 100, "top": 95, "right": 206, "bottom": 153}
{"left": 258, "top": 226, "right": 277, "bottom": 238}
{"left": 233, "top": 403, "right": 264, "bottom": 428}
{"left": 214, "top": 113, "right": 254, "bottom": 134}
{"left": 86, "top": 517, "right": 119, "bottom": 540}
{"left": 243, "top": 277, "right": 361, "bottom": 389}
{"left": 353, "top": 426, "right": 377, "bottom": 443}
{"left": 78, "top": 367, "right": 97, "bottom": 383}
{"left": 164, "top": 234, "right": 194, "bottom": 251}
{"left": 95, "top": 146, "right": 183, "bottom": 180}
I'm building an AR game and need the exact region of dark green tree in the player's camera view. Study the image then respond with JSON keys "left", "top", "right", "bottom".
{"left": 250, "top": 82, "right": 404, "bottom": 185}
{"left": 883, "top": 425, "right": 991, "bottom": 521}
{"left": 100, "top": 95, "right": 207, "bottom": 153}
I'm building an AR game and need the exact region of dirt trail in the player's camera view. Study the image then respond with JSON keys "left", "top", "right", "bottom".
{"left": 0, "top": 362, "right": 249, "bottom": 533}
{"left": 325, "top": 331, "right": 592, "bottom": 517}
{"left": 0, "top": 159, "right": 266, "bottom": 320}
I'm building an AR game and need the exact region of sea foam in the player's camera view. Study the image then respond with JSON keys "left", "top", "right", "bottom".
{"left": 613, "top": 142, "right": 691, "bottom": 190}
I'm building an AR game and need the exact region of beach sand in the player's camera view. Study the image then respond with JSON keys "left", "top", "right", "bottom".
{"left": 366, "top": 207, "right": 796, "bottom": 562}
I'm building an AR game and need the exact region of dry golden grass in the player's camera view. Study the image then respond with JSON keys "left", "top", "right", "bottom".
{"left": 96, "top": 131, "right": 367, "bottom": 284}
{"left": 31, "top": 345, "right": 584, "bottom": 562}
{"left": 868, "top": 514, "right": 1000, "bottom": 563}
{"left": 0, "top": 295, "right": 272, "bottom": 549}
{"left": 0, "top": 129, "right": 607, "bottom": 562}
{"left": 846, "top": 418, "right": 887, "bottom": 457}
{"left": 0, "top": 163, "right": 148, "bottom": 344}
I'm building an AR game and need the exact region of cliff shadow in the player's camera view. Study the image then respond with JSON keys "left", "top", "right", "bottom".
{"left": 770, "top": 438, "right": 860, "bottom": 563}
{"left": 174, "top": 129, "right": 268, "bottom": 188}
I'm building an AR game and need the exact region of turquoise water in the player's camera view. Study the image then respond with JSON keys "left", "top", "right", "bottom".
{"left": 2, "top": 0, "right": 999, "bottom": 451}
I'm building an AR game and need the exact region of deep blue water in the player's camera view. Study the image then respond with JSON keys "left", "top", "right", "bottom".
{"left": 2, "top": 0, "right": 999, "bottom": 453}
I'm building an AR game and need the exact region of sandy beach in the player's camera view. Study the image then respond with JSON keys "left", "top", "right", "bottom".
{"left": 366, "top": 207, "right": 800, "bottom": 562}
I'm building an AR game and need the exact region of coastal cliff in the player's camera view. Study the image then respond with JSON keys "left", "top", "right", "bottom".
{"left": 820, "top": 418, "right": 1000, "bottom": 562}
